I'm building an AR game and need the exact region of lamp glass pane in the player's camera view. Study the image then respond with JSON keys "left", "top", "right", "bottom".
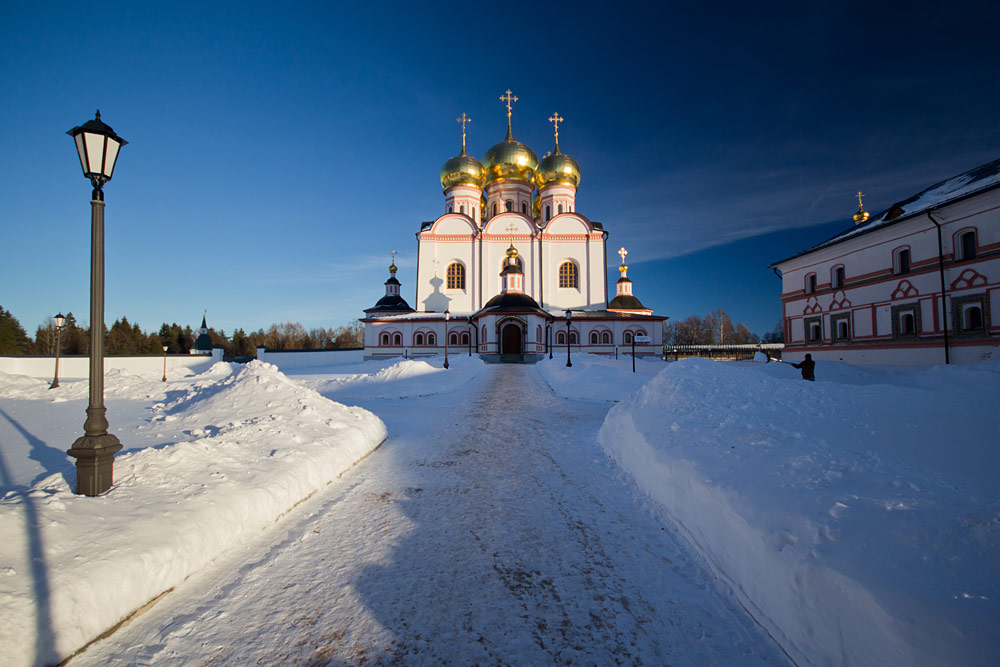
{"left": 74, "top": 134, "right": 87, "bottom": 174}
{"left": 83, "top": 133, "right": 106, "bottom": 175}
{"left": 103, "top": 139, "right": 121, "bottom": 179}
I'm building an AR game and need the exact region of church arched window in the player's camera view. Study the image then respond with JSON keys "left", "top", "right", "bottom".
{"left": 461, "top": 332, "right": 470, "bottom": 345}
{"left": 556, "top": 331, "right": 566, "bottom": 345}
{"left": 624, "top": 331, "right": 633, "bottom": 345}
{"left": 392, "top": 333, "right": 402, "bottom": 346}
{"left": 415, "top": 332, "right": 424, "bottom": 346}
{"left": 427, "top": 333, "right": 436, "bottom": 346}
{"left": 447, "top": 262, "right": 465, "bottom": 290}
{"left": 569, "top": 331, "right": 578, "bottom": 345}
{"left": 481, "top": 325, "right": 487, "bottom": 343}
{"left": 545, "top": 205, "right": 551, "bottom": 221}
{"left": 449, "top": 332, "right": 458, "bottom": 345}
{"left": 521, "top": 202, "right": 527, "bottom": 214}
{"left": 601, "top": 331, "right": 611, "bottom": 344}
{"left": 492, "top": 203, "right": 497, "bottom": 218}
{"left": 558, "top": 203, "right": 564, "bottom": 214}
{"left": 558, "top": 261, "right": 578, "bottom": 288}
{"left": 448, "top": 205, "right": 453, "bottom": 213}
{"left": 505, "top": 199, "right": 513, "bottom": 212}
{"left": 536, "top": 325, "right": 542, "bottom": 342}
{"left": 460, "top": 204, "right": 466, "bottom": 215}
{"left": 380, "top": 333, "right": 389, "bottom": 346}
{"left": 590, "top": 331, "right": 599, "bottom": 345}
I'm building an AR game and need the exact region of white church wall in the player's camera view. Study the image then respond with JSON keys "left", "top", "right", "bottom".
{"left": 255, "top": 348, "right": 365, "bottom": 369}
{"left": 0, "top": 348, "right": 223, "bottom": 379}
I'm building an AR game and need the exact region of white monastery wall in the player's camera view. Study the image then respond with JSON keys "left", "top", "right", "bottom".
{"left": 0, "top": 349, "right": 223, "bottom": 379}
{"left": 254, "top": 348, "right": 364, "bottom": 369}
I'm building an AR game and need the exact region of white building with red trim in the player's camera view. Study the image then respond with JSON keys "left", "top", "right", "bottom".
{"left": 771, "top": 158, "right": 1000, "bottom": 365}
{"left": 362, "top": 94, "right": 666, "bottom": 361}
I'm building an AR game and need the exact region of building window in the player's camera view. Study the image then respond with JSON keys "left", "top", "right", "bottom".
{"left": 831, "top": 314, "right": 851, "bottom": 343}
{"left": 558, "top": 203, "right": 564, "bottom": 214}
{"left": 558, "top": 261, "right": 579, "bottom": 288}
{"left": 569, "top": 331, "right": 578, "bottom": 345}
{"left": 953, "top": 294, "right": 987, "bottom": 336}
{"left": 545, "top": 205, "right": 551, "bottom": 221}
{"left": 894, "top": 248, "right": 911, "bottom": 275}
{"left": 601, "top": 331, "right": 611, "bottom": 344}
{"left": 505, "top": 199, "right": 513, "bottom": 212}
{"left": 590, "top": 331, "right": 599, "bottom": 344}
{"left": 805, "top": 273, "right": 817, "bottom": 294}
{"left": 448, "top": 205, "right": 453, "bottom": 213}
{"left": 449, "top": 332, "right": 458, "bottom": 345}
{"left": 891, "top": 304, "right": 919, "bottom": 340}
{"left": 462, "top": 332, "right": 470, "bottom": 345}
{"left": 446, "top": 262, "right": 465, "bottom": 290}
{"left": 521, "top": 202, "right": 527, "bottom": 214}
{"left": 804, "top": 316, "right": 822, "bottom": 344}
{"left": 623, "top": 331, "right": 633, "bottom": 345}
{"left": 427, "top": 333, "right": 436, "bottom": 346}
{"left": 556, "top": 331, "right": 566, "bottom": 344}
{"left": 392, "top": 333, "right": 402, "bottom": 346}
{"left": 415, "top": 333, "right": 424, "bottom": 345}
{"left": 460, "top": 204, "right": 466, "bottom": 215}
{"left": 959, "top": 231, "right": 977, "bottom": 261}
{"left": 380, "top": 333, "right": 389, "bottom": 346}
{"left": 492, "top": 203, "right": 497, "bottom": 218}
{"left": 832, "top": 266, "right": 845, "bottom": 289}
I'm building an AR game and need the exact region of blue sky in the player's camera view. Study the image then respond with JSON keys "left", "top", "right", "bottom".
{"left": 3, "top": 1, "right": 998, "bottom": 337}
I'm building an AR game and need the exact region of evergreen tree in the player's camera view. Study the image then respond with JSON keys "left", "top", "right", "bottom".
{"left": 0, "top": 306, "right": 31, "bottom": 355}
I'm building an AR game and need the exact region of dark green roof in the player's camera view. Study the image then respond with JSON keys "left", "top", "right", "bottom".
{"left": 608, "top": 294, "right": 647, "bottom": 311}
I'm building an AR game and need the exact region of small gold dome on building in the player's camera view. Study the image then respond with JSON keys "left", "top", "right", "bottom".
{"left": 482, "top": 131, "right": 538, "bottom": 185}
{"left": 853, "top": 190, "right": 870, "bottom": 225}
{"left": 535, "top": 149, "right": 581, "bottom": 190}
{"left": 440, "top": 147, "right": 485, "bottom": 192}
{"left": 506, "top": 243, "right": 519, "bottom": 258}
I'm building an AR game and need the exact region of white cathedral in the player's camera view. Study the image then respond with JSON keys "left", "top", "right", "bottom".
{"left": 362, "top": 91, "right": 665, "bottom": 361}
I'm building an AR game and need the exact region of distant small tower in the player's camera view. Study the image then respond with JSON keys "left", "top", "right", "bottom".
{"left": 500, "top": 240, "right": 525, "bottom": 293}
{"left": 608, "top": 247, "right": 653, "bottom": 315}
{"left": 192, "top": 311, "right": 213, "bottom": 355}
{"left": 853, "top": 191, "right": 870, "bottom": 225}
{"left": 364, "top": 251, "right": 415, "bottom": 314}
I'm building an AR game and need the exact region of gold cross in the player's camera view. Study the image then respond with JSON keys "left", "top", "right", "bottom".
{"left": 457, "top": 113, "right": 471, "bottom": 151}
{"left": 548, "top": 112, "right": 563, "bottom": 140}
{"left": 500, "top": 89, "right": 518, "bottom": 114}
{"left": 618, "top": 246, "right": 628, "bottom": 265}
{"left": 507, "top": 222, "right": 518, "bottom": 240}
{"left": 390, "top": 249, "right": 397, "bottom": 263}
{"left": 856, "top": 191, "right": 865, "bottom": 208}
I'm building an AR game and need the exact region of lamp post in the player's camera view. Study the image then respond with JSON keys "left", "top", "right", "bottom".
{"left": 467, "top": 321, "right": 473, "bottom": 357}
{"left": 65, "top": 110, "right": 127, "bottom": 496}
{"left": 49, "top": 313, "right": 65, "bottom": 389}
{"left": 162, "top": 344, "right": 168, "bottom": 382}
{"left": 565, "top": 310, "right": 573, "bottom": 368}
{"left": 443, "top": 309, "right": 450, "bottom": 369}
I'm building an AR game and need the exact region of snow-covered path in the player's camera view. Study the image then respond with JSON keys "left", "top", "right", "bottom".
{"left": 73, "top": 364, "right": 786, "bottom": 665}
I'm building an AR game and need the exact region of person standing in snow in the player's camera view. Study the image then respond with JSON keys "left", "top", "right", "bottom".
{"left": 790, "top": 353, "right": 815, "bottom": 381}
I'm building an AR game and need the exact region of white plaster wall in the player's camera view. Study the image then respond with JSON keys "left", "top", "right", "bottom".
{"left": 0, "top": 349, "right": 223, "bottom": 379}
{"left": 255, "top": 348, "right": 364, "bottom": 369}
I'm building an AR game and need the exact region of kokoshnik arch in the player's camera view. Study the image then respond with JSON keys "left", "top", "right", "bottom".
{"left": 362, "top": 91, "right": 666, "bottom": 362}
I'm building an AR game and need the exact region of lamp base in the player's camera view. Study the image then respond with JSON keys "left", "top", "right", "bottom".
{"left": 67, "top": 434, "right": 123, "bottom": 496}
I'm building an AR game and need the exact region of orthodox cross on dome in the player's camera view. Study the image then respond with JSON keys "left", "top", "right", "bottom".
{"left": 456, "top": 113, "right": 471, "bottom": 152}
{"left": 618, "top": 246, "right": 628, "bottom": 265}
{"left": 389, "top": 249, "right": 397, "bottom": 273}
{"left": 548, "top": 112, "right": 564, "bottom": 152}
{"left": 853, "top": 190, "right": 870, "bottom": 224}
{"left": 500, "top": 89, "right": 518, "bottom": 135}
{"left": 856, "top": 191, "right": 865, "bottom": 208}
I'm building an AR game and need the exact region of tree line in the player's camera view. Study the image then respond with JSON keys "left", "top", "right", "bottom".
{"left": 664, "top": 308, "right": 783, "bottom": 345}
{"left": 0, "top": 306, "right": 363, "bottom": 357}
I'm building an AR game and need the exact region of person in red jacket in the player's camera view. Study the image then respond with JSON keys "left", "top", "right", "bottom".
{"left": 790, "top": 353, "right": 815, "bottom": 381}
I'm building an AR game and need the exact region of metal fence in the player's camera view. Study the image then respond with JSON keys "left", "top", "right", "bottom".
{"left": 663, "top": 343, "right": 784, "bottom": 361}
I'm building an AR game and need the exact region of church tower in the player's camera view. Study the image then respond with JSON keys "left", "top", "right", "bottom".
{"left": 364, "top": 251, "right": 415, "bottom": 315}
{"left": 481, "top": 90, "right": 538, "bottom": 221}
{"left": 535, "top": 112, "right": 581, "bottom": 223}
{"left": 440, "top": 113, "right": 485, "bottom": 223}
{"left": 608, "top": 247, "right": 653, "bottom": 315}
{"left": 192, "top": 311, "right": 213, "bottom": 355}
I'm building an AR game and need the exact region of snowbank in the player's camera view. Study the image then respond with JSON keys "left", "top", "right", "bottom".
{"left": 598, "top": 358, "right": 1000, "bottom": 667}
{"left": 536, "top": 353, "right": 665, "bottom": 402}
{"left": 0, "top": 361, "right": 386, "bottom": 667}
{"left": 287, "top": 354, "right": 486, "bottom": 400}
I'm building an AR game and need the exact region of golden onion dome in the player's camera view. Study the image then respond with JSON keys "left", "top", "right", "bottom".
{"left": 535, "top": 145, "right": 581, "bottom": 190}
{"left": 482, "top": 127, "right": 538, "bottom": 185}
{"left": 506, "top": 243, "right": 519, "bottom": 258}
{"left": 440, "top": 147, "right": 485, "bottom": 192}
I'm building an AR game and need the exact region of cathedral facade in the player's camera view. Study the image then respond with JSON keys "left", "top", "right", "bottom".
{"left": 362, "top": 92, "right": 665, "bottom": 362}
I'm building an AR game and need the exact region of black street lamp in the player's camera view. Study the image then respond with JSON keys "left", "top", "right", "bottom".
{"left": 162, "top": 344, "right": 168, "bottom": 382}
{"left": 49, "top": 313, "right": 65, "bottom": 389}
{"left": 546, "top": 323, "right": 553, "bottom": 359}
{"left": 65, "top": 110, "right": 127, "bottom": 496}
{"left": 467, "top": 321, "right": 473, "bottom": 357}
{"left": 443, "top": 309, "right": 450, "bottom": 369}
{"left": 565, "top": 310, "right": 573, "bottom": 368}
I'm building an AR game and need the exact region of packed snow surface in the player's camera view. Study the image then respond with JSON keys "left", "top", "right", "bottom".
{"left": 70, "top": 363, "right": 784, "bottom": 665}
{"left": 0, "top": 361, "right": 386, "bottom": 667}
{"left": 596, "top": 357, "right": 1000, "bottom": 667}
{"left": 287, "top": 355, "right": 485, "bottom": 400}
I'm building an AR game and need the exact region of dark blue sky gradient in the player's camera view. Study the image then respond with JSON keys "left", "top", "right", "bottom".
{"left": 2, "top": 2, "right": 998, "bottom": 336}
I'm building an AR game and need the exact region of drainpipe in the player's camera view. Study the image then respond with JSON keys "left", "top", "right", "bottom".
{"left": 927, "top": 210, "right": 950, "bottom": 364}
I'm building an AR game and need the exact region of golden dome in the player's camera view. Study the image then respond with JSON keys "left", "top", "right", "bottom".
{"left": 535, "top": 147, "right": 581, "bottom": 190}
{"left": 440, "top": 147, "right": 485, "bottom": 192}
{"left": 506, "top": 243, "right": 519, "bottom": 258}
{"left": 482, "top": 127, "right": 538, "bottom": 185}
